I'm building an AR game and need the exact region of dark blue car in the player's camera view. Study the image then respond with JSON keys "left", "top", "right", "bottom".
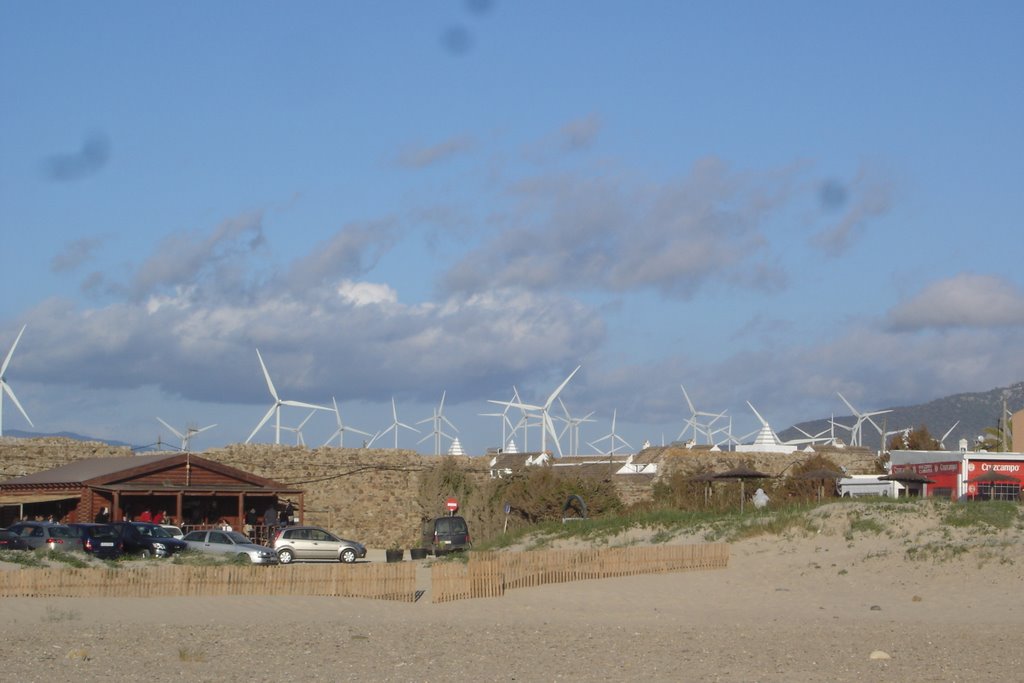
{"left": 110, "top": 522, "right": 188, "bottom": 558}
{"left": 68, "top": 523, "right": 124, "bottom": 559}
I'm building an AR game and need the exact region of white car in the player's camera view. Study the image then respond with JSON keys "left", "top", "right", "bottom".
{"left": 160, "top": 524, "right": 184, "bottom": 539}
{"left": 182, "top": 529, "right": 279, "bottom": 564}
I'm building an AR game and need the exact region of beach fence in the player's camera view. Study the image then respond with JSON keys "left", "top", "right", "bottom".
{"left": 431, "top": 542, "right": 729, "bottom": 603}
{"left": 0, "top": 562, "right": 417, "bottom": 602}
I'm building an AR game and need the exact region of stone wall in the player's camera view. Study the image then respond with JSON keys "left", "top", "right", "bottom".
{"left": 0, "top": 437, "right": 131, "bottom": 481}
{"left": 201, "top": 444, "right": 490, "bottom": 547}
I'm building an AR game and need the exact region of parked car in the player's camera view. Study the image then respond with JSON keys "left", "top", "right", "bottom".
{"left": 273, "top": 526, "right": 366, "bottom": 564}
{"left": 68, "top": 523, "right": 124, "bottom": 559}
{"left": 0, "top": 529, "right": 31, "bottom": 551}
{"left": 160, "top": 524, "right": 185, "bottom": 539}
{"left": 182, "top": 529, "right": 278, "bottom": 564}
{"left": 422, "top": 515, "right": 472, "bottom": 556}
{"left": 110, "top": 522, "right": 188, "bottom": 558}
{"left": 5, "top": 521, "right": 82, "bottom": 551}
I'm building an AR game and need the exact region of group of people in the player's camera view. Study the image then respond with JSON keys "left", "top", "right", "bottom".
{"left": 86, "top": 500, "right": 296, "bottom": 539}
{"left": 259, "top": 500, "right": 296, "bottom": 530}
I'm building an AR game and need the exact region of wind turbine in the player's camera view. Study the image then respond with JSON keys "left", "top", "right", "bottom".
{"left": 417, "top": 390, "right": 459, "bottom": 456}
{"left": 246, "top": 349, "right": 331, "bottom": 445}
{"left": 785, "top": 424, "right": 832, "bottom": 446}
{"left": 280, "top": 409, "right": 318, "bottom": 447}
{"left": 556, "top": 397, "right": 595, "bottom": 457}
{"left": 369, "top": 397, "right": 420, "bottom": 449}
{"left": 677, "top": 385, "right": 726, "bottom": 445}
{"left": 0, "top": 324, "right": 33, "bottom": 437}
{"left": 588, "top": 409, "right": 632, "bottom": 456}
{"left": 836, "top": 392, "right": 892, "bottom": 448}
{"left": 938, "top": 421, "right": 961, "bottom": 450}
{"left": 488, "top": 365, "right": 580, "bottom": 457}
{"left": 323, "top": 397, "right": 371, "bottom": 448}
{"left": 156, "top": 418, "right": 216, "bottom": 452}
{"left": 480, "top": 387, "right": 521, "bottom": 452}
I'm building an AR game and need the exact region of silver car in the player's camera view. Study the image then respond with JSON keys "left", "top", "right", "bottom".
{"left": 182, "top": 529, "right": 279, "bottom": 565}
{"left": 273, "top": 526, "right": 366, "bottom": 564}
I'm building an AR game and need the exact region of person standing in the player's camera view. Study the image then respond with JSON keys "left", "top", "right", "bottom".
{"left": 244, "top": 508, "right": 257, "bottom": 536}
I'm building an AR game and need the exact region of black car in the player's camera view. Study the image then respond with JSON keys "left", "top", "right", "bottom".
{"left": 422, "top": 515, "right": 472, "bottom": 556}
{"left": 68, "top": 523, "right": 124, "bottom": 559}
{"left": 110, "top": 522, "right": 188, "bottom": 558}
{"left": 0, "top": 529, "right": 31, "bottom": 551}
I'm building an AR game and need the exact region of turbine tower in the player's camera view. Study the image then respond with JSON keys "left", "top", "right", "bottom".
{"left": 0, "top": 324, "right": 33, "bottom": 437}
{"left": 246, "top": 348, "right": 330, "bottom": 445}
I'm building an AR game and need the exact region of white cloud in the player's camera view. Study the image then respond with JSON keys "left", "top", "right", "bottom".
{"left": 336, "top": 280, "right": 397, "bottom": 306}
{"left": 885, "top": 274, "right": 1024, "bottom": 331}
{"left": 441, "top": 157, "right": 795, "bottom": 299}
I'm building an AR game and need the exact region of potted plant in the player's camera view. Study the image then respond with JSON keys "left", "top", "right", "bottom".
{"left": 385, "top": 542, "right": 404, "bottom": 563}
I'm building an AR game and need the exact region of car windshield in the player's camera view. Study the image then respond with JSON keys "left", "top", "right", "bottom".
{"left": 226, "top": 531, "right": 250, "bottom": 544}
{"left": 91, "top": 527, "right": 118, "bottom": 540}
{"left": 137, "top": 525, "right": 172, "bottom": 538}
{"left": 50, "top": 526, "right": 80, "bottom": 538}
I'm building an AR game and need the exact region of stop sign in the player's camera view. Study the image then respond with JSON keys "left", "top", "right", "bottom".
{"left": 445, "top": 497, "right": 459, "bottom": 513}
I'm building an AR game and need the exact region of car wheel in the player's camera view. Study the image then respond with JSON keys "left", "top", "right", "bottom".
{"left": 278, "top": 548, "right": 295, "bottom": 564}
{"left": 339, "top": 548, "right": 357, "bottom": 564}
{"left": 140, "top": 549, "right": 152, "bottom": 559}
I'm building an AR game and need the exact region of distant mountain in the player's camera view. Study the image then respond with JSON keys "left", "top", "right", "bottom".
{"left": 2, "top": 429, "right": 137, "bottom": 450}
{"left": 779, "top": 381, "right": 1024, "bottom": 452}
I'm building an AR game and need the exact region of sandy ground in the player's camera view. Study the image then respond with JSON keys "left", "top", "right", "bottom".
{"left": 3, "top": 502, "right": 1024, "bottom": 682}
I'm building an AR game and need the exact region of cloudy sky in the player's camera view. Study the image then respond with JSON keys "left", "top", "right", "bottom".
{"left": 1, "top": 2, "right": 1022, "bottom": 454}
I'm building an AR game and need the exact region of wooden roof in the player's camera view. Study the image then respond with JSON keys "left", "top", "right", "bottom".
{"left": 0, "top": 452, "right": 298, "bottom": 493}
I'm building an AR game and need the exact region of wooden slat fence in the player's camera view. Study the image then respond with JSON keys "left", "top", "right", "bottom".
{"left": 0, "top": 562, "right": 417, "bottom": 602}
{"left": 432, "top": 542, "right": 729, "bottom": 603}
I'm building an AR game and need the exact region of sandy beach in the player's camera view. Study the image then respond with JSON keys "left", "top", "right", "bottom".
{"left": 3, "top": 501, "right": 1023, "bottom": 682}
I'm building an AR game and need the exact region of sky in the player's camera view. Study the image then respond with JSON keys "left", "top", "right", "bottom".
{"left": 1, "top": 2, "right": 1023, "bottom": 455}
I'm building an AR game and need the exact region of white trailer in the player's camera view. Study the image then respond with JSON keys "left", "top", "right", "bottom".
{"left": 836, "top": 475, "right": 903, "bottom": 498}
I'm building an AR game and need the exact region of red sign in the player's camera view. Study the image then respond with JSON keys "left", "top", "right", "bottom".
{"left": 445, "top": 497, "right": 459, "bottom": 512}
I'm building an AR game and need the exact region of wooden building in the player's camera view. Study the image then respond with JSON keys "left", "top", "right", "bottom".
{"left": 0, "top": 452, "right": 303, "bottom": 529}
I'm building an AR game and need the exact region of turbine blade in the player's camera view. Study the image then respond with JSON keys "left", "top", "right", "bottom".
{"left": 156, "top": 417, "right": 185, "bottom": 440}
{"left": 0, "top": 324, "right": 27, "bottom": 377}
{"left": 246, "top": 405, "right": 277, "bottom": 443}
{"left": 681, "top": 385, "right": 696, "bottom": 414}
{"left": 255, "top": 349, "right": 280, "bottom": 401}
{"left": 545, "top": 365, "right": 581, "bottom": 410}
{"left": 281, "top": 400, "right": 331, "bottom": 411}
{"left": 3, "top": 382, "right": 33, "bottom": 427}
{"left": 746, "top": 401, "right": 768, "bottom": 427}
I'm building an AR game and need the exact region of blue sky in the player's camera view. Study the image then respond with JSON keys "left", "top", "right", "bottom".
{"left": 2, "top": 2, "right": 1023, "bottom": 454}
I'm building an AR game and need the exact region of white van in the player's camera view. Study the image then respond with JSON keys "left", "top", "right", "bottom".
{"left": 836, "top": 475, "right": 903, "bottom": 498}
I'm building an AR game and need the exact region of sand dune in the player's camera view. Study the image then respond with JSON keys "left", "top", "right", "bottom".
{"left": 3, "top": 501, "right": 1023, "bottom": 682}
